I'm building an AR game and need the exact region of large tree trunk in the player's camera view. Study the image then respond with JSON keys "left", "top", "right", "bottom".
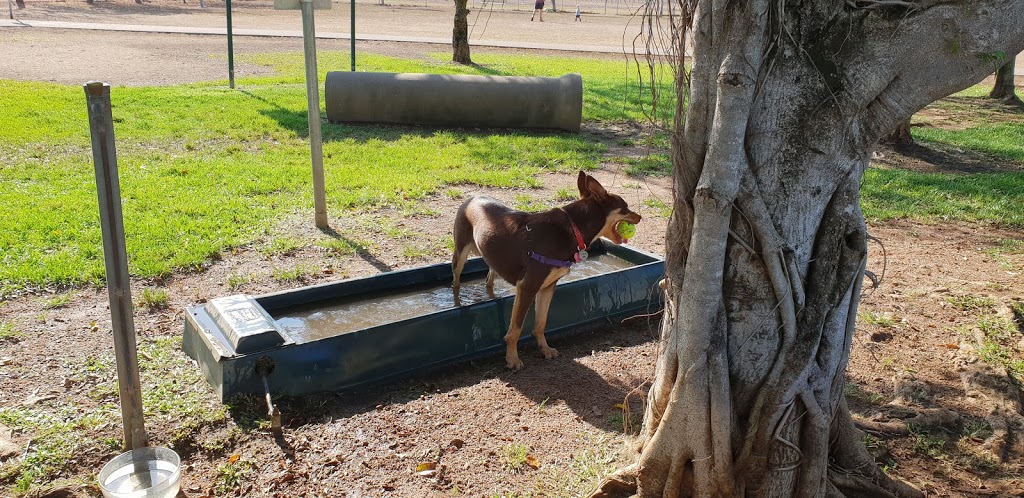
{"left": 989, "top": 54, "right": 1020, "bottom": 104}
{"left": 452, "top": 0, "right": 472, "bottom": 65}
{"left": 592, "top": 1, "right": 1024, "bottom": 497}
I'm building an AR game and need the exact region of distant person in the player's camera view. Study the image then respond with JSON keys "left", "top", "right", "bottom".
{"left": 575, "top": 2, "right": 581, "bottom": 21}
{"left": 531, "top": 0, "right": 544, "bottom": 21}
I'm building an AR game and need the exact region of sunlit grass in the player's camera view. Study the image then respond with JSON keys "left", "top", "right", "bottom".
{"left": 861, "top": 168, "right": 1024, "bottom": 228}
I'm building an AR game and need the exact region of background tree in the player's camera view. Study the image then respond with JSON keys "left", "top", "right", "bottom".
{"left": 989, "top": 52, "right": 1020, "bottom": 104}
{"left": 591, "top": 1, "right": 1023, "bottom": 496}
{"left": 452, "top": 0, "right": 471, "bottom": 64}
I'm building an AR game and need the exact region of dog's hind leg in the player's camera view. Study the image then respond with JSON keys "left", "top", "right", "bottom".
{"left": 504, "top": 280, "right": 540, "bottom": 370}
{"left": 531, "top": 284, "right": 560, "bottom": 359}
{"left": 451, "top": 244, "right": 474, "bottom": 307}
{"left": 485, "top": 269, "right": 497, "bottom": 299}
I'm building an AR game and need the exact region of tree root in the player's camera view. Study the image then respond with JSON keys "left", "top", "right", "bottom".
{"left": 589, "top": 465, "right": 639, "bottom": 498}
{"left": 853, "top": 407, "right": 961, "bottom": 435}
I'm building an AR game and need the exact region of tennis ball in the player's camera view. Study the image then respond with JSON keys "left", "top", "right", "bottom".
{"left": 615, "top": 221, "right": 636, "bottom": 239}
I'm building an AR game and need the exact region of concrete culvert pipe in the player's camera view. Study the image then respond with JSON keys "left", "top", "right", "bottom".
{"left": 325, "top": 72, "right": 583, "bottom": 132}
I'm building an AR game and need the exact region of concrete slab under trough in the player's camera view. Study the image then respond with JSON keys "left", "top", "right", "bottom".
{"left": 182, "top": 240, "right": 664, "bottom": 400}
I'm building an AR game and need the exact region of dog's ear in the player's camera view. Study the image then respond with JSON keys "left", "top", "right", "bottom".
{"left": 577, "top": 171, "right": 608, "bottom": 200}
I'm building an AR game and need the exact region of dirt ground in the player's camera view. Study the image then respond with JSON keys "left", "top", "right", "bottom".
{"left": 2, "top": 2, "right": 1024, "bottom": 497}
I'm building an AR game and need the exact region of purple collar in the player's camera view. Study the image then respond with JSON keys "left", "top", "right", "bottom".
{"left": 529, "top": 251, "right": 574, "bottom": 268}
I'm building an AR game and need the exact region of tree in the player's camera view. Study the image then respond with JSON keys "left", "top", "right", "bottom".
{"left": 452, "top": 0, "right": 471, "bottom": 64}
{"left": 989, "top": 53, "right": 1021, "bottom": 104}
{"left": 591, "top": 1, "right": 1023, "bottom": 496}
{"left": 881, "top": 118, "right": 913, "bottom": 145}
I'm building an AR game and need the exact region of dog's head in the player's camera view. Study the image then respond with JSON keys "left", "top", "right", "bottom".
{"left": 577, "top": 171, "right": 642, "bottom": 245}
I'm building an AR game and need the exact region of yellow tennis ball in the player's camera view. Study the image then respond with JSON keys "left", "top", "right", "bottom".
{"left": 615, "top": 221, "right": 636, "bottom": 239}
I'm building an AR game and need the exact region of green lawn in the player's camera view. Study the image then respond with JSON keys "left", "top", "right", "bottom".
{"left": 1, "top": 51, "right": 1021, "bottom": 297}
{"left": 1, "top": 52, "right": 667, "bottom": 296}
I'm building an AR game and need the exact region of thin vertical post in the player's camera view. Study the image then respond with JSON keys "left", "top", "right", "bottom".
{"left": 301, "top": 0, "right": 329, "bottom": 228}
{"left": 8, "top": 0, "right": 13, "bottom": 20}
{"left": 350, "top": 0, "right": 355, "bottom": 71}
{"left": 226, "top": 0, "right": 235, "bottom": 88}
{"left": 83, "top": 82, "right": 149, "bottom": 451}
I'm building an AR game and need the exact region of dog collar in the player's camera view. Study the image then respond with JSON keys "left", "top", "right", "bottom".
{"left": 559, "top": 208, "right": 589, "bottom": 263}
{"left": 529, "top": 251, "right": 574, "bottom": 268}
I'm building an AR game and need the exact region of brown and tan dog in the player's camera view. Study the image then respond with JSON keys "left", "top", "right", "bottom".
{"left": 451, "top": 171, "right": 642, "bottom": 370}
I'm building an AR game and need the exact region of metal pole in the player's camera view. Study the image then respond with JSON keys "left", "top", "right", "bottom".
{"left": 8, "top": 0, "right": 13, "bottom": 20}
{"left": 301, "top": 0, "right": 329, "bottom": 228}
{"left": 350, "top": 0, "right": 355, "bottom": 71}
{"left": 83, "top": 81, "right": 149, "bottom": 451}
{"left": 226, "top": 0, "right": 235, "bottom": 88}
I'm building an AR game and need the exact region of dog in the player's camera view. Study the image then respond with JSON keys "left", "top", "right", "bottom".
{"left": 451, "top": 171, "right": 642, "bottom": 370}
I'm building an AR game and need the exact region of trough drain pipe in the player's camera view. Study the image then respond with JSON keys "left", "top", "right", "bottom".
{"left": 256, "top": 357, "right": 282, "bottom": 435}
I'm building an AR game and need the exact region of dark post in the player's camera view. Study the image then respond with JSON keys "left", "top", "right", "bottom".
{"left": 83, "top": 82, "right": 149, "bottom": 451}
{"left": 227, "top": 0, "right": 235, "bottom": 88}
{"left": 350, "top": 0, "right": 356, "bottom": 71}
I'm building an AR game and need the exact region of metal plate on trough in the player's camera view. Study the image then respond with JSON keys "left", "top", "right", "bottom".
{"left": 183, "top": 240, "right": 664, "bottom": 400}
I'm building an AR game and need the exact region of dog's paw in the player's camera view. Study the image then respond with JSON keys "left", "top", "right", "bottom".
{"left": 541, "top": 347, "right": 559, "bottom": 359}
{"left": 506, "top": 356, "right": 525, "bottom": 370}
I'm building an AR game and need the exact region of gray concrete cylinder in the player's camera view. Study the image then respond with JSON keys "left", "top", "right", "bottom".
{"left": 325, "top": 72, "right": 583, "bottom": 132}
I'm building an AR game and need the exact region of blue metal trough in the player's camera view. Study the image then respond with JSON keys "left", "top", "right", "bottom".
{"left": 182, "top": 240, "right": 664, "bottom": 400}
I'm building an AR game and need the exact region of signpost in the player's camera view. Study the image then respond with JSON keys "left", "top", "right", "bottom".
{"left": 275, "top": 0, "right": 331, "bottom": 229}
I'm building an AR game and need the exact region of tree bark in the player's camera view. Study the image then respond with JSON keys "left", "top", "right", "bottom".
{"left": 988, "top": 54, "right": 1020, "bottom": 104}
{"left": 452, "top": 0, "right": 472, "bottom": 65}
{"left": 881, "top": 119, "right": 913, "bottom": 145}
{"left": 592, "top": 1, "right": 1024, "bottom": 496}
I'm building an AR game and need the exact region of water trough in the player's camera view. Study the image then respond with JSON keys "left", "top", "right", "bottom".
{"left": 183, "top": 240, "right": 664, "bottom": 400}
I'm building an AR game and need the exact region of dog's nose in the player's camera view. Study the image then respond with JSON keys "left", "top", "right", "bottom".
{"left": 629, "top": 212, "right": 642, "bottom": 223}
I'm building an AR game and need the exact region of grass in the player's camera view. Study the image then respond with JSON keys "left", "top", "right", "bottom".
{"left": 271, "top": 264, "right": 317, "bottom": 282}
{"left": 532, "top": 433, "right": 619, "bottom": 497}
{"left": 513, "top": 194, "right": 549, "bottom": 212}
{"left": 946, "top": 294, "right": 997, "bottom": 312}
{"left": 137, "top": 287, "right": 169, "bottom": 309}
{"left": 910, "top": 424, "right": 947, "bottom": 458}
{"left": 643, "top": 197, "right": 673, "bottom": 218}
{"left": 0, "top": 336, "right": 226, "bottom": 491}
{"left": 974, "top": 314, "right": 1024, "bottom": 382}
{"left": 226, "top": 272, "right": 253, "bottom": 290}
{"left": 260, "top": 236, "right": 305, "bottom": 257}
{"left": 844, "top": 382, "right": 886, "bottom": 405}
{"left": 614, "top": 153, "right": 671, "bottom": 177}
{"left": 317, "top": 237, "right": 362, "bottom": 256}
{"left": 1, "top": 51, "right": 633, "bottom": 297}
{"left": 502, "top": 443, "right": 530, "bottom": 472}
{"left": 215, "top": 456, "right": 254, "bottom": 494}
{"left": 2, "top": 47, "right": 1022, "bottom": 299}
{"left": 860, "top": 310, "right": 897, "bottom": 328}
{"left": 0, "top": 321, "right": 20, "bottom": 342}
{"left": 861, "top": 168, "right": 1024, "bottom": 228}
{"left": 42, "top": 293, "right": 71, "bottom": 309}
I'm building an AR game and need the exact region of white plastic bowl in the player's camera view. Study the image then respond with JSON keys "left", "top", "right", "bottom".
{"left": 97, "top": 446, "right": 181, "bottom": 498}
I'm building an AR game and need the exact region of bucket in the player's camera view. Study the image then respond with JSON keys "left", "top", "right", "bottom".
{"left": 97, "top": 446, "right": 181, "bottom": 498}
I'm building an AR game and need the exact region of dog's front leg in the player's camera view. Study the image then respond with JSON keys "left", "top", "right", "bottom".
{"left": 531, "top": 284, "right": 559, "bottom": 359}
{"left": 503, "top": 280, "right": 539, "bottom": 370}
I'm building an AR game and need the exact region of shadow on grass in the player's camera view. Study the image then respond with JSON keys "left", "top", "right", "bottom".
{"left": 318, "top": 226, "right": 391, "bottom": 273}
